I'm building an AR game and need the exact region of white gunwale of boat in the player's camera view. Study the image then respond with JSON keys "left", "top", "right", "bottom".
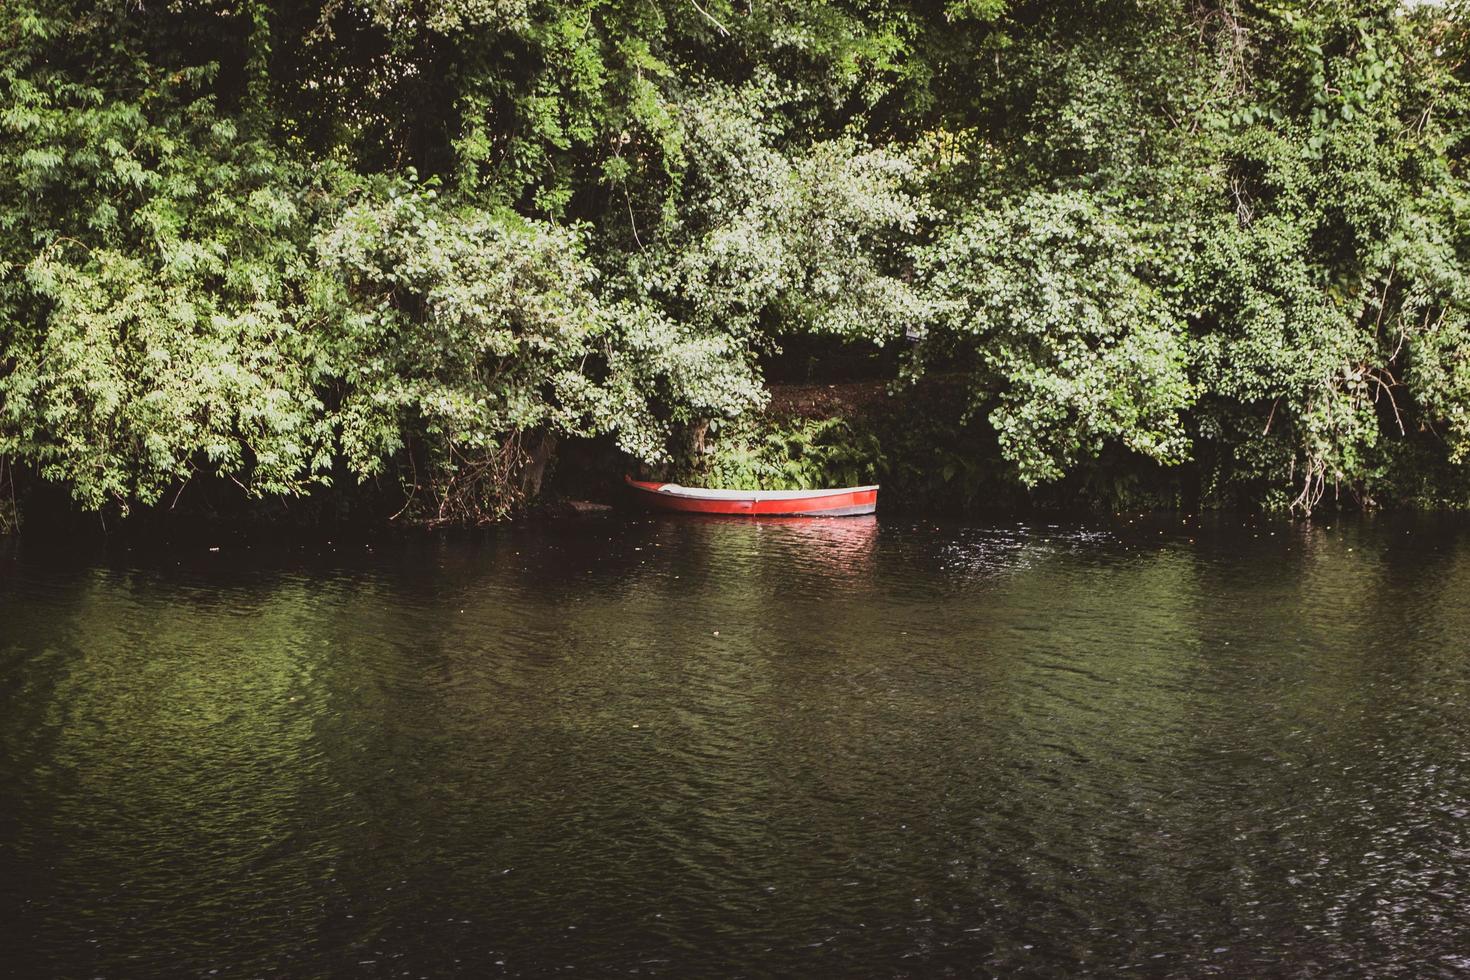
{"left": 647, "top": 483, "right": 879, "bottom": 501}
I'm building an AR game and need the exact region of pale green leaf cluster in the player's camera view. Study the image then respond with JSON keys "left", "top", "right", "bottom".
{"left": 312, "top": 183, "right": 764, "bottom": 484}
{"left": 920, "top": 192, "right": 1194, "bottom": 485}
{"left": 6, "top": 248, "right": 330, "bottom": 509}
{"left": 631, "top": 83, "right": 929, "bottom": 345}
{"left": 0, "top": 31, "right": 332, "bottom": 512}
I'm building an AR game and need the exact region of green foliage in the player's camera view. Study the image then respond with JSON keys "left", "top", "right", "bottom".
{"left": 918, "top": 191, "right": 1194, "bottom": 485}
{"left": 906, "top": 0, "right": 1470, "bottom": 509}
{"left": 1177, "top": 0, "right": 1470, "bottom": 509}
{"left": 697, "top": 417, "right": 883, "bottom": 492}
{"left": 629, "top": 82, "right": 929, "bottom": 347}
{"left": 9, "top": 245, "right": 330, "bottom": 510}
{"left": 313, "top": 181, "right": 762, "bottom": 517}
{"left": 2, "top": 0, "right": 1469, "bottom": 523}
{"left": 0, "top": 9, "right": 332, "bottom": 512}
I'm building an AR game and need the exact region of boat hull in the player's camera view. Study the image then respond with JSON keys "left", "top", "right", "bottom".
{"left": 625, "top": 477, "right": 877, "bottom": 517}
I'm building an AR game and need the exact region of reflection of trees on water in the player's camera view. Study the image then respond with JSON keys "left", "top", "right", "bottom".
{"left": 5, "top": 518, "right": 1470, "bottom": 974}
{"left": 2, "top": 565, "right": 361, "bottom": 975}
{"left": 471, "top": 516, "right": 1222, "bottom": 958}
{"left": 1144, "top": 518, "right": 1470, "bottom": 968}
{"left": 381, "top": 515, "right": 896, "bottom": 962}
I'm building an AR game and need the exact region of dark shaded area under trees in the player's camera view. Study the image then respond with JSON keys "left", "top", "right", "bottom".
{"left": 3, "top": 0, "right": 1470, "bottom": 530}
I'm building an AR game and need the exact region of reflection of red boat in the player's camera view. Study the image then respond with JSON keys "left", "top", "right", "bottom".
{"left": 625, "top": 476, "right": 878, "bottom": 516}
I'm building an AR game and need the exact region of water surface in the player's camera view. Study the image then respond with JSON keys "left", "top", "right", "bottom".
{"left": 2, "top": 515, "right": 1468, "bottom": 976}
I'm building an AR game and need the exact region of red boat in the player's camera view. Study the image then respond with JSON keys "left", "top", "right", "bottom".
{"left": 625, "top": 476, "right": 878, "bottom": 516}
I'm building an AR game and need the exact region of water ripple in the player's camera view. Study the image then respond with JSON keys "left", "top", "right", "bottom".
{"left": 2, "top": 515, "right": 1468, "bottom": 976}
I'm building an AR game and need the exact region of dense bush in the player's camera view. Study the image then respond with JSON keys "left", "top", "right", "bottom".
{"left": 696, "top": 416, "right": 884, "bottom": 492}
{"left": 2, "top": 0, "right": 1468, "bottom": 524}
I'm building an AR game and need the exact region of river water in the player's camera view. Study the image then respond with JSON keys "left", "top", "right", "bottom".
{"left": 2, "top": 514, "right": 1468, "bottom": 977}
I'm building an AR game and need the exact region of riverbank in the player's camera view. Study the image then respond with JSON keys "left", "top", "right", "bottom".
{"left": 8, "top": 377, "right": 1470, "bottom": 539}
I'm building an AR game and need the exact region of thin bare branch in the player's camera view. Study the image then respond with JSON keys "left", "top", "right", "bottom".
{"left": 690, "top": 0, "right": 730, "bottom": 36}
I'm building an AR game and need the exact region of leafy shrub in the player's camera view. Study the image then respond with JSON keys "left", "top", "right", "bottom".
{"left": 695, "top": 417, "right": 884, "bottom": 491}
{"left": 313, "top": 182, "right": 764, "bottom": 521}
